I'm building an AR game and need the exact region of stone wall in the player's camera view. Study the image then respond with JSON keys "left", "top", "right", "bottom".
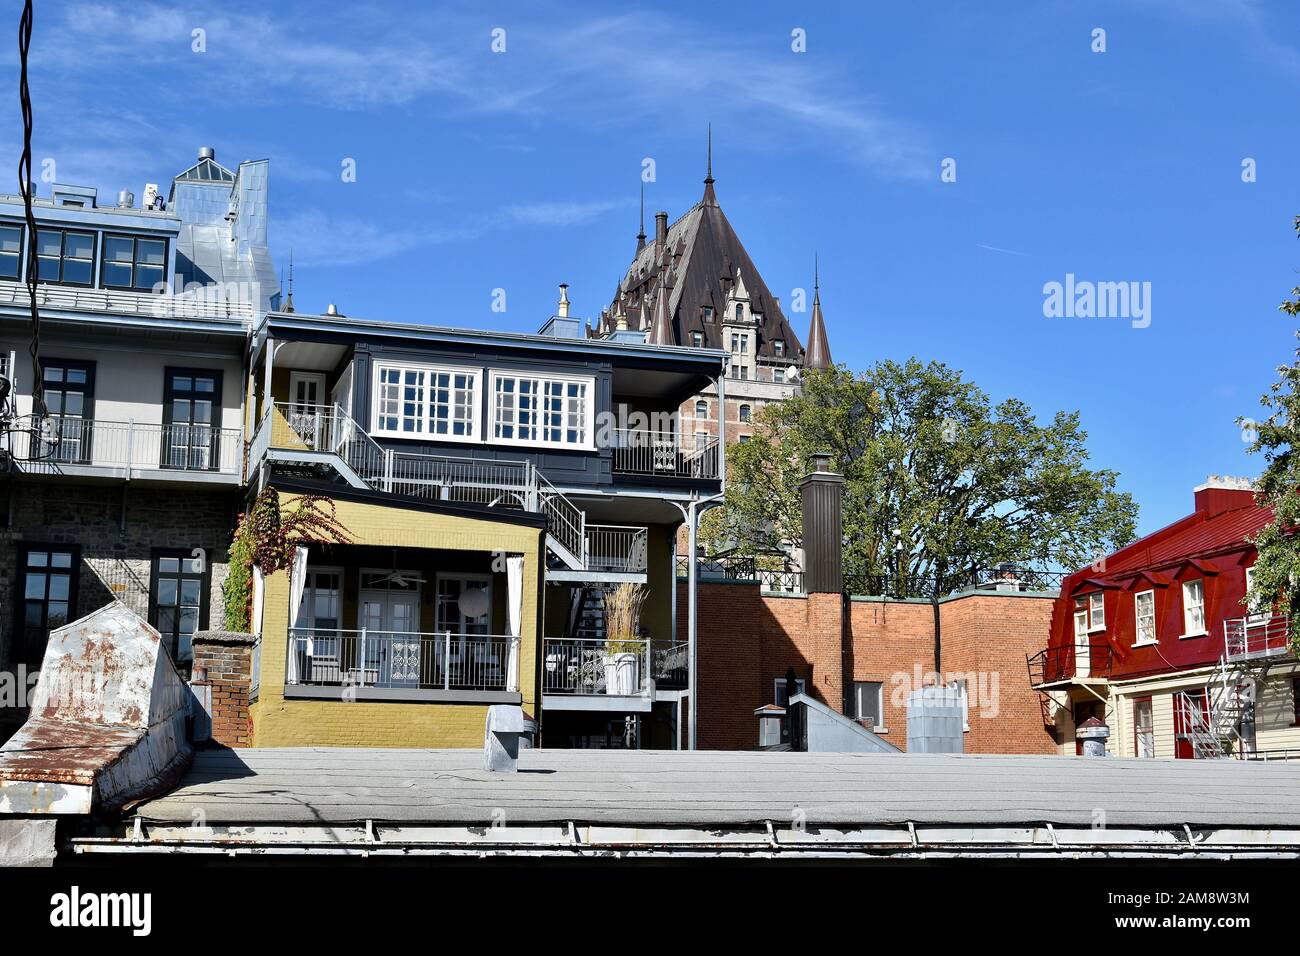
{"left": 0, "top": 478, "right": 239, "bottom": 673}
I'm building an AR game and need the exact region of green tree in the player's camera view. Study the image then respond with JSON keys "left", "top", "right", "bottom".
{"left": 1241, "top": 216, "right": 1300, "bottom": 649}
{"left": 716, "top": 360, "right": 1138, "bottom": 608}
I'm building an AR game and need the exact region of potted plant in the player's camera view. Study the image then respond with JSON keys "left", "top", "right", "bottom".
{"left": 603, "top": 583, "right": 646, "bottom": 696}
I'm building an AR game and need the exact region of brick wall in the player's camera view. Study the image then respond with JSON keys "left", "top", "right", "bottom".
{"left": 681, "top": 579, "right": 1057, "bottom": 753}
{"left": 191, "top": 630, "right": 255, "bottom": 747}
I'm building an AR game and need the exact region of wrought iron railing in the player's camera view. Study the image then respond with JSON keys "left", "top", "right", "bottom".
{"left": 1026, "top": 639, "right": 1113, "bottom": 686}
{"left": 3, "top": 414, "right": 241, "bottom": 475}
{"left": 286, "top": 628, "right": 519, "bottom": 693}
{"left": 609, "top": 428, "right": 719, "bottom": 479}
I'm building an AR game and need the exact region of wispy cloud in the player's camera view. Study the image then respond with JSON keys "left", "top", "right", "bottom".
{"left": 976, "top": 243, "right": 1030, "bottom": 257}
{"left": 35, "top": 3, "right": 932, "bottom": 179}
{"left": 502, "top": 200, "right": 622, "bottom": 227}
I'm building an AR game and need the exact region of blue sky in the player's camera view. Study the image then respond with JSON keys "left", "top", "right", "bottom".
{"left": 10, "top": 0, "right": 1300, "bottom": 534}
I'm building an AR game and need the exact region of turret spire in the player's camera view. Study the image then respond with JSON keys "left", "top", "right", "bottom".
{"left": 283, "top": 249, "right": 295, "bottom": 313}
{"left": 636, "top": 182, "right": 646, "bottom": 251}
{"left": 702, "top": 123, "right": 717, "bottom": 205}
{"left": 805, "top": 256, "right": 831, "bottom": 370}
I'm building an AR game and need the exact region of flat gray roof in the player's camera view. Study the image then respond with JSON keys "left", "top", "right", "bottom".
{"left": 135, "top": 747, "right": 1300, "bottom": 830}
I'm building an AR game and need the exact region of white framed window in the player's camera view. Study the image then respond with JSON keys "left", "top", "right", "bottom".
{"left": 730, "top": 332, "right": 748, "bottom": 354}
{"left": 690, "top": 331, "right": 703, "bottom": 347}
{"left": 852, "top": 681, "right": 884, "bottom": 729}
{"left": 1088, "top": 591, "right": 1105, "bottom": 631}
{"left": 1134, "top": 697, "right": 1155, "bottom": 758}
{"left": 1134, "top": 589, "right": 1156, "bottom": 645}
{"left": 694, "top": 400, "right": 708, "bottom": 418}
{"left": 774, "top": 676, "right": 805, "bottom": 707}
{"left": 1181, "top": 579, "right": 1205, "bottom": 637}
{"left": 372, "top": 361, "right": 479, "bottom": 442}
{"left": 489, "top": 370, "right": 593, "bottom": 449}
{"left": 1244, "top": 565, "right": 1268, "bottom": 622}
{"left": 772, "top": 367, "right": 784, "bottom": 384}
{"left": 738, "top": 404, "right": 751, "bottom": 423}
{"left": 772, "top": 339, "right": 785, "bottom": 357}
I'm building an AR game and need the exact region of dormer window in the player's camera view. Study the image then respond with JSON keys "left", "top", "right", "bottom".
{"left": 751, "top": 312, "right": 762, "bottom": 326}
{"left": 691, "top": 331, "right": 703, "bottom": 347}
{"left": 36, "top": 228, "right": 93, "bottom": 286}
{"left": 102, "top": 235, "right": 167, "bottom": 292}
{"left": 773, "top": 340, "right": 785, "bottom": 357}
{"left": 1134, "top": 589, "right": 1156, "bottom": 645}
{"left": 735, "top": 303, "right": 745, "bottom": 322}
{"left": 702, "top": 307, "right": 714, "bottom": 323}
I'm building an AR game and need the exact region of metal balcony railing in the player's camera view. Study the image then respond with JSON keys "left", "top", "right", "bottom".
{"left": 0, "top": 278, "right": 253, "bottom": 321}
{"left": 542, "top": 638, "right": 688, "bottom": 695}
{"left": 609, "top": 428, "right": 719, "bottom": 480}
{"left": 2, "top": 415, "right": 242, "bottom": 476}
{"left": 286, "top": 628, "right": 519, "bottom": 693}
{"left": 251, "top": 401, "right": 588, "bottom": 568}
{"left": 1224, "top": 614, "right": 1291, "bottom": 662}
{"left": 584, "top": 525, "right": 649, "bottom": 573}
{"left": 1026, "top": 639, "right": 1113, "bottom": 686}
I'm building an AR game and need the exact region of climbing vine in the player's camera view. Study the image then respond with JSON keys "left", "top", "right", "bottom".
{"left": 221, "top": 488, "right": 352, "bottom": 631}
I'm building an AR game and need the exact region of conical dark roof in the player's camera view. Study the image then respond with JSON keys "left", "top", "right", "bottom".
{"left": 608, "top": 189, "right": 804, "bottom": 359}
{"left": 806, "top": 286, "right": 831, "bottom": 369}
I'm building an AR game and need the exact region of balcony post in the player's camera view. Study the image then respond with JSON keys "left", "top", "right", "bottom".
{"left": 125, "top": 419, "right": 135, "bottom": 476}
{"left": 443, "top": 631, "right": 452, "bottom": 690}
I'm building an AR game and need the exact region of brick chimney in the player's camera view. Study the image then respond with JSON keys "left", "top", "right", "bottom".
{"left": 189, "top": 631, "right": 256, "bottom": 747}
{"left": 1193, "top": 476, "right": 1255, "bottom": 518}
{"left": 655, "top": 210, "right": 668, "bottom": 247}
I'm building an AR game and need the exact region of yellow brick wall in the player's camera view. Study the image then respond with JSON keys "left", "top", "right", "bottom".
{"left": 249, "top": 493, "right": 544, "bottom": 748}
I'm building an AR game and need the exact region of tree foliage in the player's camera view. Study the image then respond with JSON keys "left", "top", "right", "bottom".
{"left": 1241, "top": 215, "right": 1300, "bottom": 649}
{"left": 713, "top": 359, "right": 1138, "bottom": 598}
{"left": 221, "top": 488, "right": 352, "bottom": 631}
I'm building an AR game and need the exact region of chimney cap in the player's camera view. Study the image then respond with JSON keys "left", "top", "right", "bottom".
{"left": 198, "top": 146, "right": 216, "bottom": 160}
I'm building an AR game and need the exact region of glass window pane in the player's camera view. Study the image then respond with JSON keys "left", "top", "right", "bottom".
{"left": 48, "top": 575, "right": 69, "bottom": 601}
{"left": 180, "top": 578, "right": 201, "bottom": 605}
{"left": 134, "top": 264, "right": 163, "bottom": 290}
{"left": 136, "top": 239, "right": 165, "bottom": 265}
{"left": 62, "top": 259, "right": 92, "bottom": 284}
{"left": 27, "top": 550, "right": 48, "bottom": 567}
{"left": 47, "top": 602, "right": 69, "bottom": 628}
{"left": 157, "top": 578, "right": 178, "bottom": 607}
{"left": 24, "top": 574, "right": 46, "bottom": 600}
{"left": 103, "top": 262, "right": 132, "bottom": 287}
{"left": 50, "top": 551, "right": 72, "bottom": 568}
{"left": 64, "top": 233, "right": 93, "bottom": 259}
{"left": 0, "top": 252, "right": 18, "bottom": 278}
{"left": 36, "top": 230, "right": 61, "bottom": 257}
{"left": 172, "top": 376, "right": 192, "bottom": 392}
{"left": 159, "top": 556, "right": 179, "bottom": 574}
{"left": 37, "top": 256, "right": 60, "bottom": 281}
{"left": 0, "top": 226, "right": 21, "bottom": 253}
{"left": 104, "top": 236, "right": 134, "bottom": 262}
{"left": 157, "top": 607, "right": 176, "bottom": 636}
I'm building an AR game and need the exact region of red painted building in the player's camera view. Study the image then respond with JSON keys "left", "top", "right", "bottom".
{"left": 1030, "top": 477, "right": 1300, "bottom": 759}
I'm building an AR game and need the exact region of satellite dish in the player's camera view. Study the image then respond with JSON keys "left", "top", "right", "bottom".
{"left": 786, "top": 365, "right": 800, "bottom": 382}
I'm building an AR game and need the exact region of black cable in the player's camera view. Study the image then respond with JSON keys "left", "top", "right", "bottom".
{"left": 18, "top": 0, "right": 42, "bottom": 418}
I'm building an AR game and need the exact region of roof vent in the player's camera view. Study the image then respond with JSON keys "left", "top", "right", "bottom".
{"left": 116, "top": 190, "right": 134, "bottom": 209}
{"left": 325, "top": 303, "right": 343, "bottom": 317}
{"left": 198, "top": 146, "right": 216, "bottom": 161}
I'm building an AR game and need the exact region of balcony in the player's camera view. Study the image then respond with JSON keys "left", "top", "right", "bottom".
{"left": 1224, "top": 614, "right": 1292, "bottom": 662}
{"left": 579, "top": 525, "right": 648, "bottom": 576}
{"left": 542, "top": 638, "right": 688, "bottom": 698}
{"left": 2, "top": 415, "right": 242, "bottom": 483}
{"left": 0, "top": 278, "right": 253, "bottom": 323}
{"left": 286, "top": 628, "right": 520, "bottom": 702}
{"left": 1027, "top": 639, "right": 1113, "bottom": 687}
{"left": 610, "top": 428, "right": 718, "bottom": 481}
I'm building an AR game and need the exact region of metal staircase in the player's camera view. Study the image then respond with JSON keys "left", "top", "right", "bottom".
{"left": 1175, "top": 614, "right": 1292, "bottom": 759}
{"left": 252, "top": 402, "right": 588, "bottom": 570}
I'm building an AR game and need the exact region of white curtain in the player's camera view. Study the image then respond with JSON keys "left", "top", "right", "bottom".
{"left": 506, "top": 555, "right": 524, "bottom": 692}
{"left": 251, "top": 566, "right": 265, "bottom": 637}
{"left": 289, "top": 546, "right": 311, "bottom": 685}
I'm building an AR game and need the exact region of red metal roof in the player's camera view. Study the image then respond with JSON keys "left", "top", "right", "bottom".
{"left": 1100, "top": 500, "right": 1272, "bottom": 576}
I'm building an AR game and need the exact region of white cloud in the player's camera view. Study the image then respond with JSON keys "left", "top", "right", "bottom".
{"left": 502, "top": 200, "right": 622, "bottom": 227}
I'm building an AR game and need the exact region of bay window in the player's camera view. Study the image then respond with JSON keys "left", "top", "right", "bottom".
{"left": 491, "top": 372, "right": 592, "bottom": 448}
{"left": 373, "top": 363, "right": 478, "bottom": 441}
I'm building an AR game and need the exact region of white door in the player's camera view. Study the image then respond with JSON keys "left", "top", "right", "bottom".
{"left": 358, "top": 588, "right": 420, "bottom": 688}
{"left": 1073, "top": 609, "right": 1090, "bottom": 679}
{"left": 289, "top": 371, "right": 327, "bottom": 448}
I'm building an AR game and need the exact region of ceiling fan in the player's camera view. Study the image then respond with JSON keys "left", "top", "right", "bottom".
{"left": 369, "top": 570, "right": 426, "bottom": 589}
